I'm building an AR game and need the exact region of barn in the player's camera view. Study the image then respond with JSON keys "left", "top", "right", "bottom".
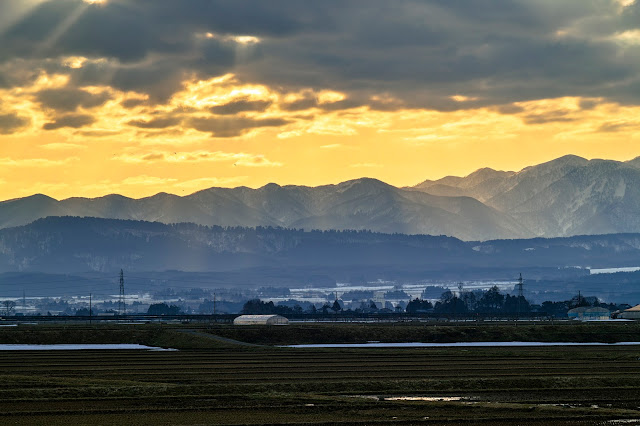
{"left": 567, "top": 306, "right": 610, "bottom": 320}
{"left": 619, "top": 305, "right": 640, "bottom": 320}
{"left": 233, "top": 314, "right": 289, "bottom": 325}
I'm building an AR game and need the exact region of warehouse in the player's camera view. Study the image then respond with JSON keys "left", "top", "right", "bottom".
{"left": 618, "top": 305, "right": 640, "bottom": 320}
{"left": 567, "top": 306, "right": 610, "bottom": 320}
{"left": 233, "top": 314, "right": 289, "bottom": 325}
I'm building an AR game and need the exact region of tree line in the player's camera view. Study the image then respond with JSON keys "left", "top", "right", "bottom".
{"left": 240, "top": 286, "right": 631, "bottom": 317}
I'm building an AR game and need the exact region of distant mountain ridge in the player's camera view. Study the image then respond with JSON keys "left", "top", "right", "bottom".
{"left": 5, "top": 217, "right": 640, "bottom": 301}
{"left": 0, "top": 178, "right": 525, "bottom": 241}
{"left": 2, "top": 216, "right": 640, "bottom": 275}
{"left": 413, "top": 155, "right": 640, "bottom": 237}
{"left": 2, "top": 155, "right": 640, "bottom": 240}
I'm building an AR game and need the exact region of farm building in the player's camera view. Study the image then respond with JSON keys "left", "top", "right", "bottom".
{"left": 618, "top": 304, "right": 640, "bottom": 320}
{"left": 233, "top": 314, "right": 289, "bottom": 325}
{"left": 567, "top": 306, "right": 610, "bottom": 320}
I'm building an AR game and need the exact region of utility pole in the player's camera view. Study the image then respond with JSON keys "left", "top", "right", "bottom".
{"left": 89, "top": 293, "right": 92, "bottom": 325}
{"left": 213, "top": 293, "right": 216, "bottom": 315}
{"left": 453, "top": 282, "right": 464, "bottom": 322}
{"left": 118, "top": 269, "right": 126, "bottom": 316}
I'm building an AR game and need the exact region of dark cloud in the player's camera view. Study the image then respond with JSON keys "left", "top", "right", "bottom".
{"left": 522, "top": 110, "right": 577, "bottom": 125}
{"left": 121, "top": 99, "right": 147, "bottom": 109}
{"left": 495, "top": 104, "right": 525, "bottom": 115}
{"left": 579, "top": 99, "right": 599, "bottom": 110}
{"left": 128, "top": 117, "right": 182, "bottom": 129}
{"left": 319, "top": 98, "right": 364, "bottom": 111}
{"left": 210, "top": 99, "right": 273, "bottom": 115}
{"left": 141, "top": 153, "right": 165, "bottom": 161}
{"left": 0, "top": 113, "right": 29, "bottom": 134}
{"left": 75, "top": 130, "right": 119, "bottom": 137}
{"left": 36, "top": 88, "right": 112, "bottom": 112}
{"left": 279, "top": 94, "right": 365, "bottom": 112}
{"left": 186, "top": 116, "right": 290, "bottom": 137}
{"left": 100, "top": 60, "right": 192, "bottom": 103}
{"left": 1, "top": 0, "right": 640, "bottom": 111}
{"left": 281, "top": 95, "right": 318, "bottom": 111}
{"left": 596, "top": 121, "right": 638, "bottom": 133}
{"left": 43, "top": 114, "right": 95, "bottom": 130}
{"left": 139, "top": 129, "right": 184, "bottom": 138}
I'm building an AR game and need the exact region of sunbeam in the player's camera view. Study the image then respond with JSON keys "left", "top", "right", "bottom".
{"left": 37, "top": 2, "right": 90, "bottom": 57}
{"left": 0, "top": 0, "right": 48, "bottom": 37}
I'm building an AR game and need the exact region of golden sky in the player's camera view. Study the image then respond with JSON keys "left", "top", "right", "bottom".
{"left": 1, "top": 0, "right": 640, "bottom": 201}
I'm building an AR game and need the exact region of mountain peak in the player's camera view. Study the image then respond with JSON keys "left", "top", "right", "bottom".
{"left": 537, "top": 154, "right": 588, "bottom": 167}
{"left": 99, "top": 193, "right": 132, "bottom": 201}
{"left": 461, "top": 167, "right": 515, "bottom": 187}
{"left": 1, "top": 193, "right": 58, "bottom": 204}
{"left": 259, "top": 182, "right": 282, "bottom": 191}
{"left": 28, "top": 193, "right": 58, "bottom": 201}
{"left": 335, "top": 177, "right": 391, "bottom": 191}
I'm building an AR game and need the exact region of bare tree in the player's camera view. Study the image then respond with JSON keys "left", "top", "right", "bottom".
{"left": 2, "top": 300, "right": 16, "bottom": 315}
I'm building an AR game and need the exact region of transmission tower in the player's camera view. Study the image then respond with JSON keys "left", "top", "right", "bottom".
{"left": 517, "top": 273, "right": 524, "bottom": 298}
{"left": 516, "top": 273, "right": 524, "bottom": 319}
{"left": 118, "top": 269, "right": 126, "bottom": 315}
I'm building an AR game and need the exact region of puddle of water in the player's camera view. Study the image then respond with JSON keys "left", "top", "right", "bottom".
{"left": 0, "top": 344, "right": 176, "bottom": 351}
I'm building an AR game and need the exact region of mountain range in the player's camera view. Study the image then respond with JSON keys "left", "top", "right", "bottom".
{"left": 413, "top": 155, "right": 640, "bottom": 238}
{"left": 3, "top": 216, "right": 640, "bottom": 301}
{"left": 2, "top": 155, "right": 640, "bottom": 240}
{"left": 4, "top": 216, "right": 640, "bottom": 274}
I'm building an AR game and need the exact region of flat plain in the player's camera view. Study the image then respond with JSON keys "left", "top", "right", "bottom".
{"left": 0, "top": 323, "right": 640, "bottom": 425}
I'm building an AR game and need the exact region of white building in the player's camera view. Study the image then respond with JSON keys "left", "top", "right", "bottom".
{"left": 233, "top": 314, "right": 289, "bottom": 325}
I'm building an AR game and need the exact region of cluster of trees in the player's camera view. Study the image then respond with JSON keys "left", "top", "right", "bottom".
{"left": 407, "top": 286, "right": 531, "bottom": 315}
{"left": 541, "top": 295, "right": 630, "bottom": 318}
{"left": 241, "top": 299, "right": 305, "bottom": 315}
{"left": 234, "top": 286, "right": 635, "bottom": 318}
{"left": 242, "top": 299, "right": 343, "bottom": 315}
{"left": 240, "top": 287, "right": 533, "bottom": 317}
{"left": 146, "top": 303, "right": 182, "bottom": 315}
{"left": 408, "top": 287, "right": 633, "bottom": 317}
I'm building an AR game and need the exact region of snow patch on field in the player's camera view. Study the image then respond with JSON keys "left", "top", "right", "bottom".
{"left": 284, "top": 341, "right": 640, "bottom": 348}
{"left": 590, "top": 266, "right": 640, "bottom": 274}
{"left": 385, "top": 396, "right": 464, "bottom": 401}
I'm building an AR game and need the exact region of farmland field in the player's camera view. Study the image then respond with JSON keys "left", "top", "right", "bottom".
{"left": 0, "top": 323, "right": 640, "bottom": 425}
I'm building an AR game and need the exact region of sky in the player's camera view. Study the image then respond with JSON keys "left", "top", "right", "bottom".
{"left": 1, "top": 0, "right": 640, "bottom": 201}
